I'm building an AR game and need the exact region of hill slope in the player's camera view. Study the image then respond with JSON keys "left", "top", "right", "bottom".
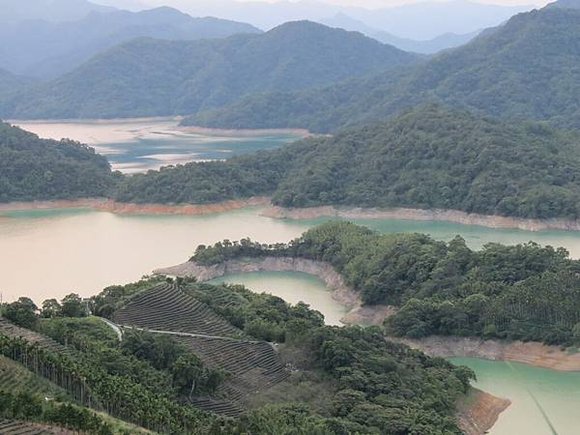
{"left": 115, "top": 106, "right": 580, "bottom": 220}
{"left": 0, "top": 7, "right": 261, "bottom": 79}
{"left": 188, "top": 6, "right": 580, "bottom": 132}
{"left": 3, "top": 21, "right": 419, "bottom": 119}
{"left": 0, "top": 122, "right": 116, "bottom": 202}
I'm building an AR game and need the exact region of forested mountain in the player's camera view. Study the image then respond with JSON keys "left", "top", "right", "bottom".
{"left": 0, "top": 122, "right": 117, "bottom": 202}
{"left": 0, "top": 7, "right": 261, "bottom": 79}
{"left": 1, "top": 21, "right": 419, "bottom": 119}
{"left": 0, "top": 0, "right": 113, "bottom": 23}
{"left": 115, "top": 106, "right": 580, "bottom": 220}
{"left": 194, "top": 221, "right": 580, "bottom": 346}
{"left": 187, "top": 6, "right": 580, "bottom": 133}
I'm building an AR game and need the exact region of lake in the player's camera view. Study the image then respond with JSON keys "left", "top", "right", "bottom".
{"left": 450, "top": 358, "right": 580, "bottom": 435}
{"left": 5, "top": 206, "right": 580, "bottom": 303}
{"left": 10, "top": 118, "right": 303, "bottom": 173}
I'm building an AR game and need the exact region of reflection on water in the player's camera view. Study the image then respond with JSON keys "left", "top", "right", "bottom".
{"left": 10, "top": 118, "right": 302, "bottom": 173}
{"left": 450, "top": 358, "right": 580, "bottom": 435}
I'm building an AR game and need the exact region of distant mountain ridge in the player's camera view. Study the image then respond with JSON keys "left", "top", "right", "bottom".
{"left": 169, "top": 0, "right": 532, "bottom": 39}
{"left": 0, "top": 0, "right": 114, "bottom": 23}
{"left": 187, "top": 5, "right": 580, "bottom": 133}
{"left": 0, "top": 6, "right": 261, "bottom": 79}
{"left": 1, "top": 21, "right": 419, "bottom": 119}
{"left": 320, "top": 13, "right": 480, "bottom": 54}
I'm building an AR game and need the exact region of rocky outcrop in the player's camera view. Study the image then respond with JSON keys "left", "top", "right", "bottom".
{"left": 456, "top": 388, "right": 511, "bottom": 435}
{"left": 154, "top": 257, "right": 394, "bottom": 326}
{"left": 393, "top": 336, "right": 580, "bottom": 371}
{"left": 263, "top": 205, "right": 580, "bottom": 232}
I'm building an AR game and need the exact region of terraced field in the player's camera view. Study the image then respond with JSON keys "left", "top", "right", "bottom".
{"left": 0, "top": 318, "right": 72, "bottom": 356}
{"left": 114, "top": 284, "right": 241, "bottom": 337}
{"left": 175, "top": 336, "right": 290, "bottom": 409}
{"left": 0, "top": 420, "right": 73, "bottom": 434}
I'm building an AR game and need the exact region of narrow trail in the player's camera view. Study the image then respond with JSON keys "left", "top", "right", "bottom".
{"left": 94, "top": 316, "right": 123, "bottom": 341}
{"left": 121, "top": 325, "right": 269, "bottom": 346}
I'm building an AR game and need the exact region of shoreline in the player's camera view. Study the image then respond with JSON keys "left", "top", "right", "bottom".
{"left": 4, "top": 198, "right": 580, "bottom": 232}
{"left": 263, "top": 205, "right": 580, "bottom": 232}
{"left": 0, "top": 197, "right": 271, "bottom": 216}
{"left": 393, "top": 336, "right": 580, "bottom": 372}
{"left": 457, "top": 388, "right": 511, "bottom": 435}
{"left": 153, "top": 257, "right": 394, "bottom": 326}
{"left": 179, "top": 125, "right": 312, "bottom": 139}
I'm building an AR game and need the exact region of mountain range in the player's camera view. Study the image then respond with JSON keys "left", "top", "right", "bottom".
{"left": 1, "top": 21, "right": 418, "bottom": 119}
{"left": 187, "top": 4, "right": 580, "bottom": 133}
{"left": 152, "top": 0, "right": 533, "bottom": 39}
{"left": 0, "top": 6, "right": 260, "bottom": 79}
{"left": 320, "top": 13, "right": 480, "bottom": 54}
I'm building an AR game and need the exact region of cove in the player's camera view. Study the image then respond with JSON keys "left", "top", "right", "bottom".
{"left": 450, "top": 358, "right": 580, "bottom": 435}
{"left": 208, "top": 271, "right": 348, "bottom": 326}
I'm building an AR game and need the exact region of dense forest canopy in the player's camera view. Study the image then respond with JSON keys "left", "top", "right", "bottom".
{"left": 0, "top": 277, "right": 474, "bottom": 434}
{"left": 0, "top": 21, "right": 418, "bottom": 119}
{"left": 193, "top": 221, "right": 580, "bottom": 346}
{"left": 115, "top": 106, "right": 580, "bottom": 220}
{"left": 0, "top": 121, "right": 117, "bottom": 202}
{"left": 186, "top": 6, "right": 580, "bottom": 133}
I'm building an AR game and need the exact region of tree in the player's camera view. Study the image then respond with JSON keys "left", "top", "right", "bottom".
{"left": 41, "top": 299, "right": 62, "bottom": 318}
{"left": 3, "top": 297, "right": 38, "bottom": 328}
{"left": 60, "top": 294, "right": 86, "bottom": 318}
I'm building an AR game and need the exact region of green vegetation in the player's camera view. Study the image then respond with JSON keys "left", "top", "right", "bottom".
{"left": 0, "top": 122, "right": 118, "bottom": 202}
{"left": 188, "top": 6, "right": 580, "bottom": 133}
{"left": 116, "top": 106, "right": 580, "bottom": 220}
{"left": 3, "top": 21, "right": 417, "bottom": 120}
{"left": 193, "top": 221, "right": 580, "bottom": 346}
{"left": 0, "top": 275, "right": 476, "bottom": 434}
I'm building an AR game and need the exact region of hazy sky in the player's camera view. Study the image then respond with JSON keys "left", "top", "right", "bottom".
{"left": 100, "top": 0, "right": 550, "bottom": 9}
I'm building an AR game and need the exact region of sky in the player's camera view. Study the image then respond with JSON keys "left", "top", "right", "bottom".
{"left": 96, "top": 0, "right": 550, "bottom": 9}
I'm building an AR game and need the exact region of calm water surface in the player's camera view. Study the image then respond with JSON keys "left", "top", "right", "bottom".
{"left": 450, "top": 358, "right": 580, "bottom": 435}
{"left": 11, "top": 118, "right": 301, "bottom": 173}
{"left": 4, "top": 207, "right": 580, "bottom": 302}
{"left": 209, "top": 271, "right": 348, "bottom": 326}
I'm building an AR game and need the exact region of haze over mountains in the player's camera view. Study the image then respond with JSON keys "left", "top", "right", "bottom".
{"left": 0, "top": 21, "right": 418, "bottom": 119}
{"left": 0, "top": 6, "right": 260, "bottom": 79}
{"left": 136, "top": 0, "right": 533, "bottom": 39}
{"left": 188, "top": 4, "right": 580, "bottom": 132}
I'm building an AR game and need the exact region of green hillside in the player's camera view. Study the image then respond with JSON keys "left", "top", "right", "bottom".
{"left": 0, "top": 278, "right": 475, "bottom": 434}
{"left": 4, "top": 21, "right": 418, "bottom": 119}
{"left": 115, "top": 106, "right": 580, "bottom": 220}
{"left": 193, "top": 221, "right": 580, "bottom": 346}
{"left": 0, "top": 122, "right": 117, "bottom": 202}
{"left": 187, "top": 6, "right": 580, "bottom": 133}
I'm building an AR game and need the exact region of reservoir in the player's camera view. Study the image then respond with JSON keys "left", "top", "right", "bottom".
{"left": 10, "top": 118, "right": 303, "bottom": 173}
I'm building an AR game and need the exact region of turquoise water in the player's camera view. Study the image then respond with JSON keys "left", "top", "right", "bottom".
{"left": 450, "top": 358, "right": 580, "bottom": 435}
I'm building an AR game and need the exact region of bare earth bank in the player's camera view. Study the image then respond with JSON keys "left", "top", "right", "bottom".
{"left": 456, "top": 388, "right": 511, "bottom": 435}
{"left": 0, "top": 197, "right": 270, "bottom": 216}
{"left": 393, "top": 336, "right": 580, "bottom": 372}
{"left": 153, "top": 257, "right": 394, "bottom": 326}
{"left": 263, "top": 205, "right": 580, "bottom": 232}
